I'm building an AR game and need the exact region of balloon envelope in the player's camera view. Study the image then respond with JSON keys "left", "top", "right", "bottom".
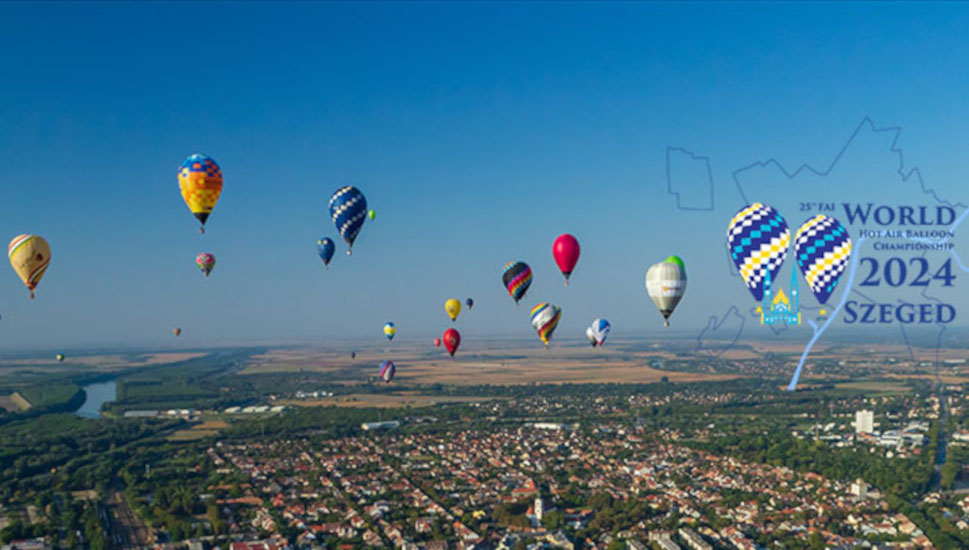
{"left": 196, "top": 253, "right": 216, "bottom": 277}
{"left": 445, "top": 299, "right": 462, "bottom": 322}
{"left": 502, "top": 261, "right": 532, "bottom": 304}
{"left": 646, "top": 256, "right": 687, "bottom": 326}
{"left": 466, "top": 298, "right": 474, "bottom": 310}
{"left": 173, "top": 328, "right": 182, "bottom": 337}
{"left": 443, "top": 328, "right": 461, "bottom": 357}
{"left": 328, "top": 186, "right": 368, "bottom": 254}
{"left": 433, "top": 338, "right": 441, "bottom": 347}
{"left": 368, "top": 209, "right": 376, "bottom": 221}
{"left": 530, "top": 302, "right": 562, "bottom": 347}
{"left": 383, "top": 322, "right": 396, "bottom": 341}
{"left": 727, "top": 203, "right": 790, "bottom": 301}
{"left": 794, "top": 215, "right": 852, "bottom": 305}
{"left": 317, "top": 238, "right": 335, "bottom": 267}
{"left": 8, "top": 235, "right": 50, "bottom": 299}
{"left": 552, "top": 234, "right": 580, "bottom": 284}
{"left": 379, "top": 360, "right": 395, "bottom": 383}
{"left": 178, "top": 154, "right": 223, "bottom": 231}
{"left": 589, "top": 318, "right": 611, "bottom": 346}
{"left": 56, "top": 353, "right": 65, "bottom": 362}
{"left": 585, "top": 326, "right": 597, "bottom": 348}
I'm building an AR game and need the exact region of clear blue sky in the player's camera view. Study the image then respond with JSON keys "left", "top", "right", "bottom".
{"left": 1, "top": 2, "right": 968, "bottom": 350}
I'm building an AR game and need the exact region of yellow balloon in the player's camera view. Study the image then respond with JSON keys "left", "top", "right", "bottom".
{"left": 178, "top": 154, "right": 223, "bottom": 233}
{"left": 445, "top": 298, "right": 462, "bottom": 322}
{"left": 8, "top": 234, "right": 50, "bottom": 299}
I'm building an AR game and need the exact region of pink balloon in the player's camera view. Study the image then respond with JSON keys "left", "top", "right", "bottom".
{"left": 552, "top": 234, "right": 580, "bottom": 285}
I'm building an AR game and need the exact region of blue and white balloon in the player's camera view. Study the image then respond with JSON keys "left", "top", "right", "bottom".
{"left": 794, "top": 215, "right": 852, "bottom": 304}
{"left": 328, "top": 186, "right": 368, "bottom": 255}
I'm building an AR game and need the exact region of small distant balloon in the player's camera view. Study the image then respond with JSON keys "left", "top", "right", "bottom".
{"left": 196, "top": 253, "right": 216, "bottom": 277}
{"left": 56, "top": 353, "right": 65, "bottom": 362}
{"left": 794, "top": 215, "right": 852, "bottom": 305}
{"left": 433, "top": 337, "right": 441, "bottom": 347}
{"left": 173, "top": 327, "right": 182, "bottom": 337}
{"left": 552, "top": 234, "right": 580, "bottom": 285}
{"left": 727, "top": 203, "right": 790, "bottom": 301}
{"left": 368, "top": 209, "right": 376, "bottom": 221}
{"left": 530, "top": 302, "right": 562, "bottom": 348}
{"left": 646, "top": 256, "right": 687, "bottom": 327}
{"left": 585, "top": 326, "right": 597, "bottom": 348}
{"left": 328, "top": 186, "right": 368, "bottom": 255}
{"left": 379, "top": 360, "right": 395, "bottom": 383}
{"left": 317, "top": 238, "right": 335, "bottom": 268}
{"left": 589, "top": 318, "right": 611, "bottom": 346}
{"left": 502, "top": 261, "right": 532, "bottom": 305}
{"left": 351, "top": 351, "right": 357, "bottom": 359}
{"left": 445, "top": 298, "right": 462, "bottom": 322}
{"left": 383, "top": 322, "right": 396, "bottom": 341}
{"left": 8, "top": 234, "right": 51, "bottom": 299}
{"left": 178, "top": 154, "right": 223, "bottom": 233}
{"left": 443, "top": 328, "right": 461, "bottom": 357}
{"left": 466, "top": 298, "right": 474, "bottom": 310}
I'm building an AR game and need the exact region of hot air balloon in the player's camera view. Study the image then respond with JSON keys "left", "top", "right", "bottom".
{"left": 328, "top": 186, "right": 368, "bottom": 255}
{"left": 589, "top": 318, "right": 611, "bottom": 346}
{"left": 317, "top": 238, "right": 335, "bottom": 268}
{"left": 646, "top": 256, "right": 687, "bottom": 327}
{"left": 433, "top": 337, "right": 441, "bottom": 347}
{"left": 445, "top": 299, "right": 462, "bottom": 322}
{"left": 443, "top": 328, "right": 461, "bottom": 357}
{"left": 530, "top": 302, "right": 562, "bottom": 348}
{"left": 383, "top": 322, "right": 397, "bottom": 341}
{"left": 173, "top": 327, "right": 182, "bottom": 337}
{"left": 379, "top": 360, "right": 395, "bottom": 383}
{"left": 8, "top": 235, "right": 50, "bottom": 299}
{"left": 178, "top": 154, "right": 223, "bottom": 234}
{"left": 552, "top": 234, "right": 580, "bottom": 285}
{"left": 585, "top": 326, "right": 597, "bottom": 348}
{"left": 351, "top": 351, "right": 357, "bottom": 359}
{"left": 502, "top": 261, "right": 532, "bottom": 305}
{"left": 466, "top": 298, "right": 474, "bottom": 310}
{"left": 727, "top": 203, "right": 790, "bottom": 301}
{"left": 794, "top": 215, "right": 852, "bottom": 304}
{"left": 368, "top": 209, "right": 376, "bottom": 221}
{"left": 56, "top": 353, "right": 65, "bottom": 362}
{"left": 196, "top": 253, "right": 216, "bottom": 277}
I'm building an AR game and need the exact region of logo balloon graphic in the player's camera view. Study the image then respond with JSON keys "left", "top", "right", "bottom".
{"left": 443, "top": 328, "right": 461, "bottom": 357}
{"left": 328, "top": 186, "right": 368, "bottom": 255}
{"left": 502, "top": 261, "right": 532, "bottom": 305}
{"left": 794, "top": 215, "right": 852, "bottom": 305}
{"left": 726, "top": 203, "right": 790, "bottom": 301}
{"left": 552, "top": 234, "right": 580, "bottom": 285}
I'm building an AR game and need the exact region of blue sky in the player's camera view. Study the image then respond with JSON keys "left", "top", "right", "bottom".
{"left": 2, "top": 2, "right": 969, "bottom": 350}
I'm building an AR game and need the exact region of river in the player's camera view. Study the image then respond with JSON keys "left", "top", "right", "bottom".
{"left": 75, "top": 380, "right": 117, "bottom": 418}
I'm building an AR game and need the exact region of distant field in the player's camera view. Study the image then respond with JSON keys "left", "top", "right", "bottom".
{"left": 280, "top": 393, "right": 502, "bottom": 409}
{"left": 167, "top": 420, "right": 228, "bottom": 441}
{"left": 245, "top": 344, "right": 740, "bottom": 386}
{"left": 834, "top": 381, "right": 912, "bottom": 393}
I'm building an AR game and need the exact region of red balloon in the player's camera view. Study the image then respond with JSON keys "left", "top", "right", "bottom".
{"left": 552, "top": 233, "right": 580, "bottom": 285}
{"left": 433, "top": 337, "right": 441, "bottom": 347}
{"left": 443, "top": 328, "right": 461, "bottom": 357}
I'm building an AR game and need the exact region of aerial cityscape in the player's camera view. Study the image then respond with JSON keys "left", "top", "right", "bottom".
{"left": 3, "top": 2, "right": 969, "bottom": 550}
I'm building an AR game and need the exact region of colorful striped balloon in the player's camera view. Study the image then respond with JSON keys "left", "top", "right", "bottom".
{"left": 328, "top": 186, "right": 368, "bottom": 255}
{"left": 379, "top": 360, "right": 395, "bottom": 383}
{"left": 8, "top": 234, "right": 51, "bottom": 299}
{"left": 726, "top": 203, "right": 790, "bottom": 301}
{"left": 530, "top": 302, "right": 562, "bottom": 348}
{"left": 502, "top": 261, "right": 532, "bottom": 305}
{"left": 196, "top": 253, "right": 216, "bottom": 277}
{"left": 794, "top": 215, "right": 852, "bottom": 305}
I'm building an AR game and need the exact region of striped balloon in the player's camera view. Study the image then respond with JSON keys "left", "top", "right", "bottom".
{"left": 379, "top": 360, "right": 395, "bottom": 383}
{"left": 530, "top": 302, "right": 562, "bottom": 348}
{"left": 317, "top": 238, "right": 335, "bottom": 267}
{"left": 726, "top": 203, "right": 790, "bottom": 301}
{"left": 8, "top": 234, "right": 51, "bottom": 299}
{"left": 196, "top": 253, "right": 216, "bottom": 277}
{"left": 794, "top": 215, "right": 852, "bottom": 305}
{"left": 502, "top": 261, "right": 532, "bottom": 305}
{"left": 328, "top": 186, "right": 368, "bottom": 255}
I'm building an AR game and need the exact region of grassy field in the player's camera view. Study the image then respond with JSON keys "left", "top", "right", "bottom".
{"left": 279, "top": 392, "right": 503, "bottom": 409}
{"left": 167, "top": 420, "right": 229, "bottom": 441}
